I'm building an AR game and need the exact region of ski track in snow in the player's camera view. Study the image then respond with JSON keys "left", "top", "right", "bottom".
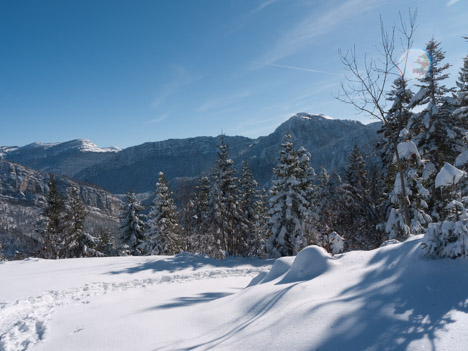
{"left": 0, "top": 267, "right": 265, "bottom": 351}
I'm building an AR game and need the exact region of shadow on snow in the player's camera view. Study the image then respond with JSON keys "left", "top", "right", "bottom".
{"left": 309, "top": 239, "right": 468, "bottom": 351}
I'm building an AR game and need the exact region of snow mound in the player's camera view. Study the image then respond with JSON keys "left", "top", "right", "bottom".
{"left": 279, "top": 246, "right": 332, "bottom": 284}
{"left": 435, "top": 163, "right": 466, "bottom": 188}
{"left": 248, "top": 257, "right": 294, "bottom": 286}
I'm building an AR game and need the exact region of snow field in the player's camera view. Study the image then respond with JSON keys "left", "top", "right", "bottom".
{"left": 1, "top": 237, "right": 468, "bottom": 350}
{"left": 0, "top": 254, "right": 271, "bottom": 351}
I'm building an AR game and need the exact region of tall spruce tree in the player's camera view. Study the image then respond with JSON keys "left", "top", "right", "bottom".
{"left": 141, "top": 172, "right": 181, "bottom": 255}
{"left": 238, "top": 161, "right": 266, "bottom": 257}
{"left": 119, "top": 192, "right": 145, "bottom": 255}
{"left": 313, "top": 167, "right": 335, "bottom": 242}
{"left": 386, "top": 130, "right": 431, "bottom": 240}
{"left": 62, "top": 187, "right": 99, "bottom": 258}
{"left": 39, "top": 175, "right": 66, "bottom": 259}
{"left": 410, "top": 39, "right": 464, "bottom": 220}
{"left": 189, "top": 176, "right": 214, "bottom": 255}
{"left": 266, "top": 133, "right": 310, "bottom": 257}
{"left": 206, "top": 136, "right": 241, "bottom": 257}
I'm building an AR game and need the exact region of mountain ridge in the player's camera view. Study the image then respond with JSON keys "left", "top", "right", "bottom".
{"left": 1, "top": 113, "right": 382, "bottom": 194}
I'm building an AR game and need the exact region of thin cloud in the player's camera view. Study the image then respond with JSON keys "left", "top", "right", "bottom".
{"left": 198, "top": 90, "right": 251, "bottom": 112}
{"left": 148, "top": 114, "right": 169, "bottom": 123}
{"left": 151, "top": 67, "right": 198, "bottom": 109}
{"left": 267, "top": 63, "right": 341, "bottom": 76}
{"left": 228, "top": 0, "right": 278, "bottom": 34}
{"left": 446, "top": 0, "right": 460, "bottom": 7}
{"left": 252, "top": 0, "right": 382, "bottom": 68}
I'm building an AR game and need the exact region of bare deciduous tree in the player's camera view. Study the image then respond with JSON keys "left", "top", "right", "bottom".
{"left": 336, "top": 10, "right": 418, "bottom": 231}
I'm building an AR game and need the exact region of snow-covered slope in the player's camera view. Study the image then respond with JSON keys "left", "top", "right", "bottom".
{"left": 1, "top": 236, "right": 466, "bottom": 350}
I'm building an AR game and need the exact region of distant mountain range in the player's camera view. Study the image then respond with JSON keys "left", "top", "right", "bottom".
{"left": 1, "top": 113, "right": 382, "bottom": 194}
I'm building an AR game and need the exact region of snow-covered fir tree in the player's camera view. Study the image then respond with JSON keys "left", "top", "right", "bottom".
{"left": 238, "top": 160, "right": 267, "bottom": 257}
{"left": 62, "top": 187, "right": 100, "bottom": 258}
{"left": 205, "top": 136, "right": 241, "bottom": 258}
{"left": 266, "top": 133, "right": 311, "bottom": 257}
{"left": 140, "top": 172, "right": 181, "bottom": 255}
{"left": 119, "top": 192, "right": 145, "bottom": 255}
{"left": 386, "top": 130, "right": 432, "bottom": 240}
{"left": 422, "top": 162, "right": 468, "bottom": 258}
{"left": 410, "top": 39, "right": 464, "bottom": 220}
{"left": 38, "top": 175, "right": 66, "bottom": 259}
{"left": 377, "top": 76, "right": 415, "bottom": 234}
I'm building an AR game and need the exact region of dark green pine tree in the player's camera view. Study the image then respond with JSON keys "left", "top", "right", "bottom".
{"left": 62, "top": 187, "right": 99, "bottom": 258}
{"left": 39, "top": 175, "right": 66, "bottom": 259}
{"left": 336, "top": 146, "right": 379, "bottom": 249}
{"left": 206, "top": 135, "right": 241, "bottom": 257}
{"left": 119, "top": 192, "right": 145, "bottom": 255}
{"left": 189, "top": 176, "right": 214, "bottom": 255}
{"left": 238, "top": 160, "right": 266, "bottom": 257}
{"left": 345, "top": 145, "right": 369, "bottom": 191}
{"left": 96, "top": 227, "right": 117, "bottom": 257}
{"left": 142, "top": 172, "right": 181, "bottom": 255}
{"left": 0, "top": 243, "right": 5, "bottom": 261}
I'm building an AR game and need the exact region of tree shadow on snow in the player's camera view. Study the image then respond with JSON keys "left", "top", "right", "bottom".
{"left": 309, "top": 239, "right": 468, "bottom": 351}
{"left": 107, "top": 253, "right": 273, "bottom": 275}
{"left": 144, "top": 291, "right": 234, "bottom": 310}
{"left": 153, "top": 283, "right": 298, "bottom": 351}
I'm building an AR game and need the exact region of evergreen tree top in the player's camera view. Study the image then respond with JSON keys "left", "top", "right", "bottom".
{"left": 415, "top": 38, "right": 454, "bottom": 106}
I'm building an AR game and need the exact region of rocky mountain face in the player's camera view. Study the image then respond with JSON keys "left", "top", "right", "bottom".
{"left": 0, "top": 139, "right": 120, "bottom": 178}
{"left": 74, "top": 135, "right": 254, "bottom": 194}
{"left": 0, "top": 160, "right": 121, "bottom": 257}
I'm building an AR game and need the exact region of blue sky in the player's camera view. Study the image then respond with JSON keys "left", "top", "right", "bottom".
{"left": 1, "top": 0, "right": 467, "bottom": 148}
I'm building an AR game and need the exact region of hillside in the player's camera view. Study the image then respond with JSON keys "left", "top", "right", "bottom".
{"left": 0, "top": 160, "right": 121, "bottom": 257}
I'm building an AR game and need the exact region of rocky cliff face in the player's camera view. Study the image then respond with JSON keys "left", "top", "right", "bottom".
{"left": 0, "top": 160, "right": 121, "bottom": 257}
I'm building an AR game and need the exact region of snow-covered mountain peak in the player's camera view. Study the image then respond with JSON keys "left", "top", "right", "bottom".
{"left": 294, "top": 112, "right": 334, "bottom": 120}
{"left": 64, "top": 139, "right": 121, "bottom": 153}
